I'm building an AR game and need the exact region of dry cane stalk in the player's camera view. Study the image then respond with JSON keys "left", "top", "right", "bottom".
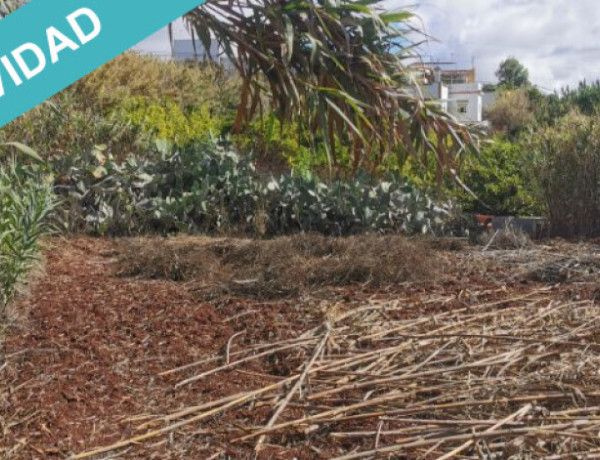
{"left": 71, "top": 377, "right": 300, "bottom": 459}
{"left": 175, "top": 339, "right": 318, "bottom": 388}
{"left": 331, "top": 421, "right": 597, "bottom": 460}
{"left": 226, "top": 330, "right": 246, "bottom": 364}
{"left": 75, "top": 286, "right": 600, "bottom": 458}
{"left": 159, "top": 336, "right": 317, "bottom": 377}
{"left": 254, "top": 323, "right": 331, "bottom": 455}
{"left": 435, "top": 403, "right": 532, "bottom": 460}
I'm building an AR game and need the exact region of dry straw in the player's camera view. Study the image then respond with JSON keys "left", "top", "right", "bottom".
{"left": 73, "top": 285, "right": 600, "bottom": 459}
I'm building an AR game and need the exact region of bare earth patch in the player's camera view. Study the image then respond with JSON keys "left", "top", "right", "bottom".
{"left": 2, "top": 236, "right": 600, "bottom": 459}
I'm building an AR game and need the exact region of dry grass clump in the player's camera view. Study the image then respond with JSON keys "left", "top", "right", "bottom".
{"left": 69, "top": 52, "right": 240, "bottom": 111}
{"left": 425, "top": 236, "right": 467, "bottom": 252}
{"left": 472, "top": 241, "right": 600, "bottom": 285}
{"left": 119, "top": 234, "right": 437, "bottom": 298}
{"left": 534, "top": 114, "right": 600, "bottom": 238}
{"left": 485, "top": 88, "right": 534, "bottom": 135}
{"left": 477, "top": 226, "right": 532, "bottom": 250}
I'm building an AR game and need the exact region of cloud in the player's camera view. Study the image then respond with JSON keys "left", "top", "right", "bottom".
{"left": 411, "top": 0, "right": 600, "bottom": 90}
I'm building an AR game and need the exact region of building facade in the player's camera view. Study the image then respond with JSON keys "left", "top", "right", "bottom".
{"left": 409, "top": 63, "right": 495, "bottom": 124}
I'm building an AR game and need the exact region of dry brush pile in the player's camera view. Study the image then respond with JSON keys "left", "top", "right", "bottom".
{"left": 74, "top": 284, "right": 600, "bottom": 459}
{"left": 119, "top": 234, "right": 438, "bottom": 298}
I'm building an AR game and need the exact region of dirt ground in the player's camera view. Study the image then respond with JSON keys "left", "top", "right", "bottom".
{"left": 2, "top": 236, "right": 600, "bottom": 459}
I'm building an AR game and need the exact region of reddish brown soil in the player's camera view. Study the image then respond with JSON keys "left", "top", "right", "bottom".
{"left": 0, "top": 239, "right": 202, "bottom": 457}
{"left": 1, "top": 237, "right": 596, "bottom": 459}
{"left": 1, "top": 238, "right": 334, "bottom": 459}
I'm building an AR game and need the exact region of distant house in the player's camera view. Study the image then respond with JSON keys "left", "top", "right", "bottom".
{"left": 408, "top": 63, "right": 495, "bottom": 124}
{"left": 172, "top": 39, "right": 233, "bottom": 68}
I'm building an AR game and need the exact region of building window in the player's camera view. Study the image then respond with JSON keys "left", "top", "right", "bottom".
{"left": 457, "top": 100, "right": 468, "bottom": 114}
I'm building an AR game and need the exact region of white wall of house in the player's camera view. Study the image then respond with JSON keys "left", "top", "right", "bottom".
{"left": 420, "top": 83, "right": 449, "bottom": 111}
{"left": 447, "top": 83, "right": 483, "bottom": 123}
{"left": 439, "top": 85, "right": 449, "bottom": 112}
{"left": 406, "top": 79, "right": 485, "bottom": 124}
{"left": 422, "top": 83, "right": 441, "bottom": 99}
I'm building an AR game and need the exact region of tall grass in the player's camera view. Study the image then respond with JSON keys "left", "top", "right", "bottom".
{"left": 0, "top": 164, "right": 55, "bottom": 334}
{"left": 533, "top": 114, "right": 600, "bottom": 237}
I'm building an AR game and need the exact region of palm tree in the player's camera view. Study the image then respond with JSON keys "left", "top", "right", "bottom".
{"left": 2, "top": 0, "right": 475, "bottom": 174}
{"left": 0, "top": 0, "right": 17, "bottom": 18}
{"left": 182, "top": 0, "right": 476, "bottom": 174}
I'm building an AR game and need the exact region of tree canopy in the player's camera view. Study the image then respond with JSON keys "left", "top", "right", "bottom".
{"left": 495, "top": 57, "right": 530, "bottom": 89}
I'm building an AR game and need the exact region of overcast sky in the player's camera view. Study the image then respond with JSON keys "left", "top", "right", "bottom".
{"left": 134, "top": 1, "right": 600, "bottom": 91}
{"left": 415, "top": 0, "right": 600, "bottom": 91}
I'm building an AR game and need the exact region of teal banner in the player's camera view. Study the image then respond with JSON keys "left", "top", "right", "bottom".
{"left": 0, "top": 0, "right": 206, "bottom": 128}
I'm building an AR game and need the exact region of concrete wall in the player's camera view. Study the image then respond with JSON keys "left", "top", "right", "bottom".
{"left": 447, "top": 82, "right": 483, "bottom": 123}
{"left": 405, "top": 84, "right": 449, "bottom": 112}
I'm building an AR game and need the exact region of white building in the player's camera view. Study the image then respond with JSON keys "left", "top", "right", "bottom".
{"left": 409, "top": 64, "right": 494, "bottom": 124}
{"left": 447, "top": 82, "right": 484, "bottom": 123}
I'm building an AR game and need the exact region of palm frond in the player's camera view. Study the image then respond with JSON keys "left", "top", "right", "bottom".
{"left": 0, "top": 0, "right": 20, "bottom": 18}
{"left": 185, "top": 0, "right": 477, "bottom": 172}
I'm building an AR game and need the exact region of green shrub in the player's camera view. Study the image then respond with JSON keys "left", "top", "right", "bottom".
{"left": 264, "top": 171, "right": 448, "bottom": 235}
{"left": 122, "top": 98, "right": 225, "bottom": 145}
{"left": 0, "top": 53, "right": 240, "bottom": 160}
{"left": 532, "top": 114, "right": 600, "bottom": 237}
{"left": 51, "top": 144, "right": 156, "bottom": 235}
{"left": 67, "top": 53, "right": 240, "bottom": 115}
{"left": 561, "top": 80, "right": 600, "bottom": 116}
{"left": 51, "top": 139, "right": 454, "bottom": 237}
{"left": 457, "top": 138, "right": 544, "bottom": 216}
{"left": 0, "top": 99, "right": 149, "bottom": 160}
{"left": 1, "top": 164, "right": 55, "bottom": 319}
{"left": 235, "top": 113, "right": 333, "bottom": 174}
{"left": 387, "top": 137, "right": 544, "bottom": 218}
